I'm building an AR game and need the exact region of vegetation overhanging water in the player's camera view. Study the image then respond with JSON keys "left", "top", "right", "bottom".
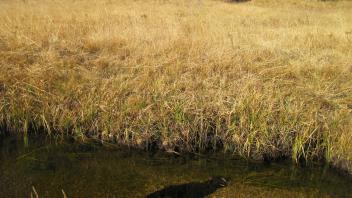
{"left": 1, "top": 134, "right": 352, "bottom": 197}
{"left": 1, "top": 0, "right": 352, "bottom": 174}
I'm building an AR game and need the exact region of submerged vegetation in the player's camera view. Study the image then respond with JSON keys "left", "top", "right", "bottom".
{"left": 0, "top": 0, "right": 351, "bottom": 172}
{"left": 2, "top": 136, "right": 352, "bottom": 197}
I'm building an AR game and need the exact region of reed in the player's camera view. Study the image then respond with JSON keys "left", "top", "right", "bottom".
{"left": 0, "top": 0, "right": 351, "bottom": 172}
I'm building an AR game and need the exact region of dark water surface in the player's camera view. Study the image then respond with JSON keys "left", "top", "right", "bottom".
{"left": 1, "top": 135, "right": 352, "bottom": 198}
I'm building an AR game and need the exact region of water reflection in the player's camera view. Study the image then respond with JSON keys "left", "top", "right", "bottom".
{"left": 0, "top": 135, "right": 351, "bottom": 197}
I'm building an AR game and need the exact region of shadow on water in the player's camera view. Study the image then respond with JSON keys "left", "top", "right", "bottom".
{"left": 146, "top": 177, "right": 229, "bottom": 198}
{"left": 1, "top": 135, "right": 352, "bottom": 197}
{"left": 224, "top": 0, "right": 252, "bottom": 3}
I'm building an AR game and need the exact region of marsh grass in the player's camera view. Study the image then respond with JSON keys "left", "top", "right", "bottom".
{"left": 0, "top": 0, "right": 351, "bottom": 171}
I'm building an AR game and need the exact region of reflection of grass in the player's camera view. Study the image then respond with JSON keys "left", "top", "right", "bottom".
{"left": 1, "top": 139, "right": 351, "bottom": 197}
{"left": 243, "top": 170, "right": 305, "bottom": 189}
{"left": 0, "top": 0, "right": 352, "bottom": 172}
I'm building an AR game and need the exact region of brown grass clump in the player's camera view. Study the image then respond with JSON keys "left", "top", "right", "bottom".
{"left": 0, "top": 0, "right": 351, "bottom": 171}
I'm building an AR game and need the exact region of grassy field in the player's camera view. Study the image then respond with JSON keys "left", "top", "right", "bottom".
{"left": 0, "top": 0, "right": 351, "bottom": 172}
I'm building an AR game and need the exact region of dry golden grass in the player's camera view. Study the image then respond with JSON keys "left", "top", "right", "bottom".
{"left": 0, "top": 0, "right": 351, "bottom": 171}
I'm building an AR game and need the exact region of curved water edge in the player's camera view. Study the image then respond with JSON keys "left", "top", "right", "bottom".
{"left": 1, "top": 135, "right": 352, "bottom": 197}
